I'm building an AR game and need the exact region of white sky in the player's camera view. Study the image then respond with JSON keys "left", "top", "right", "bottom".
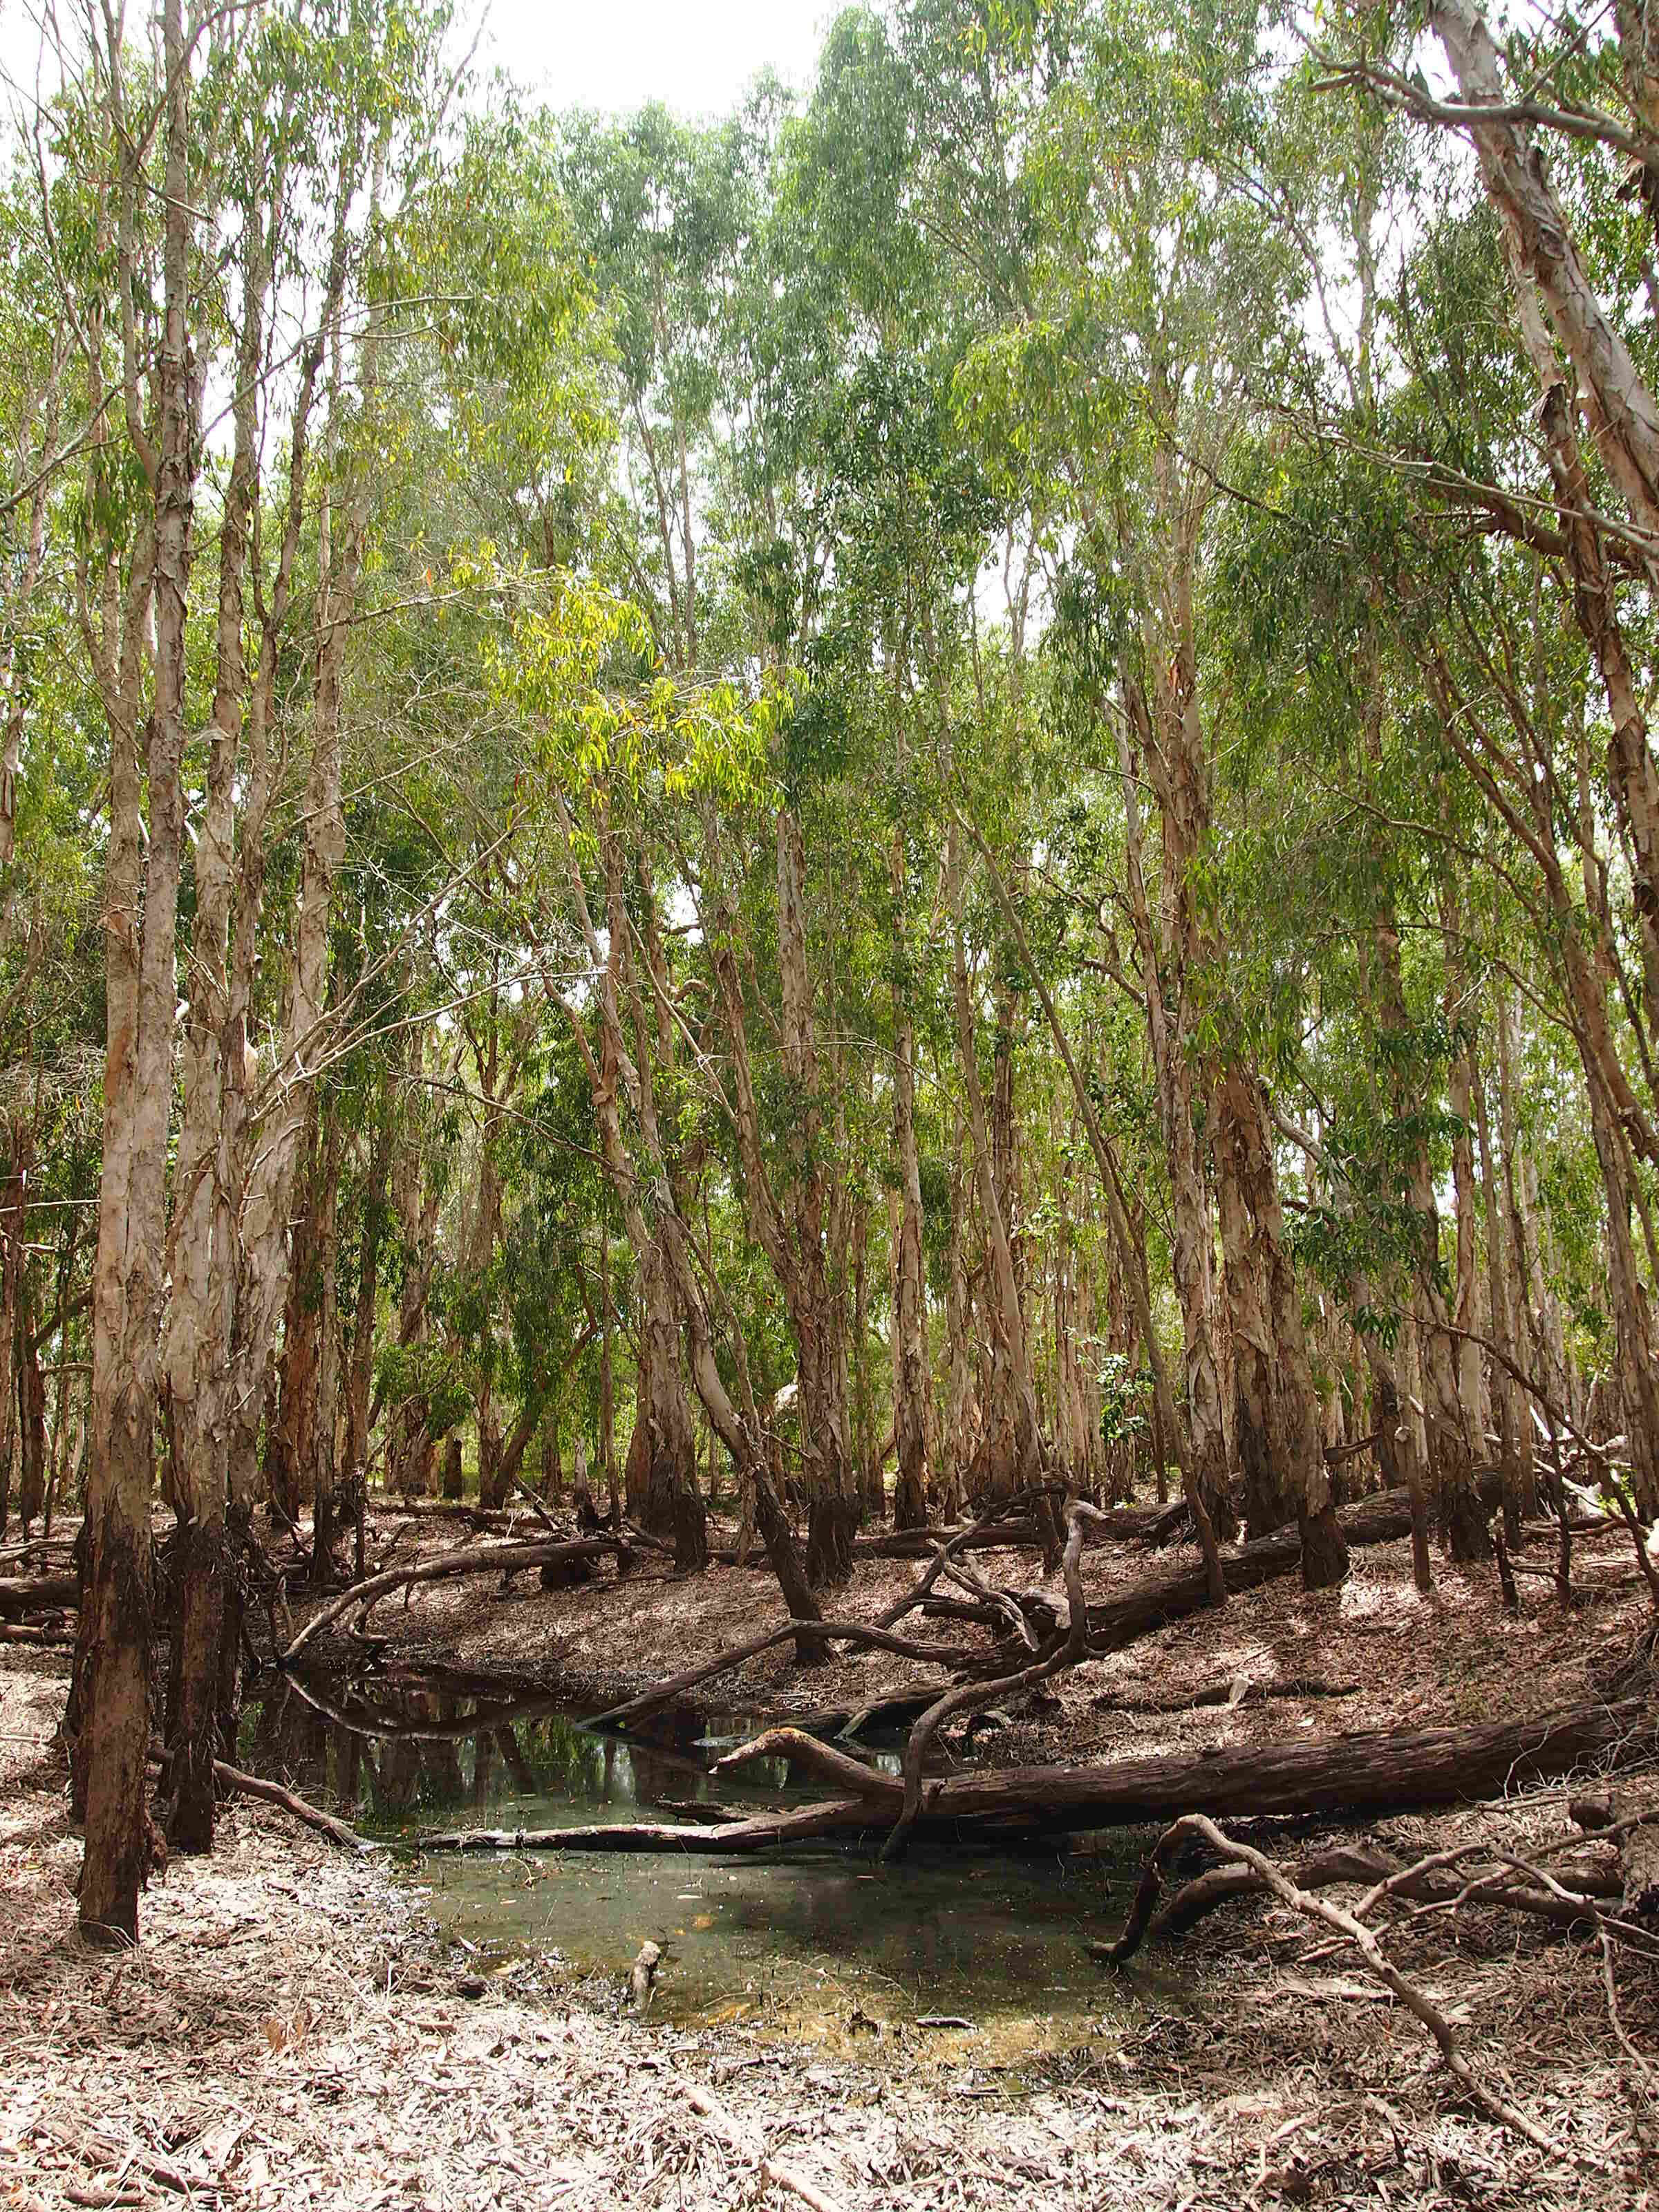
{"left": 0, "top": 0, "right": 840, "bottom": 128}
{"left": 476, "top": 0, "right": 836, "bottom": 116}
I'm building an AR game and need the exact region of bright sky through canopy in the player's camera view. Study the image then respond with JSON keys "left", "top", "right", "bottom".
{"left": 0, "top": 0, "right": 836, "bottom": 125}
{"left": 476, "top": 0, "right": 834, "bottom": 115}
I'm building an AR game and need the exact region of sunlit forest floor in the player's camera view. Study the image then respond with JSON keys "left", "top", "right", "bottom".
{"left": 3, "top": 1530, "right": 1656, "bottom": 2207}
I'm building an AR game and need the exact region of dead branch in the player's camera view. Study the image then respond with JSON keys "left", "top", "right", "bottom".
{"left": 1104, "top": 1815, "right": 1595, "bottom": 2165}
{"left": 879, "top": 1498, "right": 1102, "bottom": 1862}
{"left": 583, "top": 1626, "right": 802, "bottom": 1730}
{"left": 711, "top": 1726, "right": 894, "bottom": 1797}
{"left": 1097, "top": 1837, "right": 1619, "bottom": 1961}
{"left": 279, "top": 1536, "right": 632, "bottom": 1665}
{"left": 581, "top": 1614, "right": 977, "bottom": 1734}
{"left": 211, "top": 1759, "right": 377, "bottom": 1854}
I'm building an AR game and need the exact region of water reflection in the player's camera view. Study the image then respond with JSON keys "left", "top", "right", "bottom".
{"left": 241, "top": 1673, "right": 891, "bottom": 1826}
{"left": 236, "top": 1671, "right": 1186, "bottom": 2049}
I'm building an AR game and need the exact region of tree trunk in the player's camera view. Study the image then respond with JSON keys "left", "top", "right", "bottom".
{"left": 1430, "top": 0, "right": 1659, "bottom": 572}
{"left": 0, "top": 1130, "right": 24, "bottom": 1533}
{"left": 1471, "top": 1047, "right": 1533, "bottom": 1533}
{"left": 268, "top": 1099, "right": 324, "bottom": 1528}
{"left": 341, "top": 1100, "right": 389, "bottom": 1489}
{"left": 16, "top": 1269, "right": 46, "bottom": 1530}
{"left": 1116, "top": 680, "right": 1233, "bottom": 1537}
{"left": 776, "top": 807, "right": 858, "bottom": 1584}
{"left": 79, "top": 0, "right": 196, "bottom": 1940}
{"left": 948, "top": 825, "right": 1043, "bottom": 1512}
{"left": 1212, "top": 1065, "right": 1347, "bottom": 1586}
{"left": 890, "top": 932, "right": 931, "bottom": 1530}
{"left": 556, "top": 811, "right": 801, "bottom": 1630}
{"left": 1371, "top": 917, "right": 1490, "bottom": 1559}
{"left": 309, "top": 1112, "right": 343, "bottom": 1585}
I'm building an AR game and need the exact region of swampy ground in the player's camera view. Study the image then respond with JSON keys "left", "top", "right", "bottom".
{"left": 3, "top": 1510, "right": 1658, "bottom": 2208}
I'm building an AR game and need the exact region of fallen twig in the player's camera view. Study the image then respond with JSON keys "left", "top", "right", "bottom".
{"left": 674, "top": 2074, "right": 848, "bottom": 2212}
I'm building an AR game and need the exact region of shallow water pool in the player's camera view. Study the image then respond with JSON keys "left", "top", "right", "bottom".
{"left": 239, "top": 1672, "right": 1190, "bottom": 2055}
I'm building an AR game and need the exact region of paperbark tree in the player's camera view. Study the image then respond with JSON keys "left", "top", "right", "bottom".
{"left": 77, "top": 0, "right": 195, "bottom": 1942}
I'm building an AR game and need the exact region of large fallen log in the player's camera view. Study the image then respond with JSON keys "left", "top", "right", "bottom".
{"left": 713, "top": 1696, "right": 1656, "bottom": 1828}
{"left": 957, "top": 1474, "right": 1506, "bottom": 1676}
{"left": 0, "top": 1573, "right": 79, "bottom": 1620}
{"left": 418, "top": 1694, "right": 1654, "bottom": 1856}
{"left": 1087, "top": 1477, "right": 1501, "bottom": 1646}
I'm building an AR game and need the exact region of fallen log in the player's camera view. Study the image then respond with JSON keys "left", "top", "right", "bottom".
{"left": 850, "top": 1522, "right": 1044, "bottom": 1561}
{"left": 0, "top": 1621, "right": 75, "bottom": 1646}
{"left": 279, "top": 1536, "right": 632, "bottom": 1665}
{"left": 415, "top": 1798, "right": 878, "bottom": 1853}
{"left": 0, "top": 1573, "right": 79, "bottom": 1621}
{"left": 413, "top": 1694, "right": 1653, "bottom": 1857}
{"left": 1089, "top": 1673, "right": 1362, "bottom": 1718}
{"left": 1569, "top": 1790, "right": 1659, "bottom": 1918}
{"left": 583, "top": 1618, "right": 979, "bottom": 1732}
{"left": 712, "top": 1727, "right": 891, "bottom": 1797}
{"left": 960, "top": 1474, "right": 1506, "bottom": 1675}
{"left": 700, "top": 1522, "right": 1051, "bottom": 1568}
{"left": 212, "top": 1759, "right": 377, "bottom": 1853}
{"left": 1092, "top": 1477, "right": 1497, "bottom": 1647}
{"left": 794, "top": 1685, "right": 955, "bottom": 1740}
{"left": 147, "top": 1747, "right": 374, "bottom": 1851}
{"left": 713, "top": 1695, "right": 1655, "bottom": 1837}
{"left": 1139, "top": 1500, "right": 1192, "bottom": 1545}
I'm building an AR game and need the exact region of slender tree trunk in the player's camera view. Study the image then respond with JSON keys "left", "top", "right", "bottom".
{"left": 0, "top": 1130, "right": 20, "bottom": 1534}
{"left": 947, "top": 826, "right": 1043, "bottom": 1509}
{"left": 79, "top": 0, "right": 196, "bottom": 1940}
{"left": 16, "top": 1264, "right": 46, "bottom": 1529}
{"left": 775, "top": 807, "right": 857, "bottom": 1582}
{"left": 268, "top": 1101, "right": 324, "bottom": 1528}
{"left": 341, "top": 1100, "right": 388, "bottom": 1488}
{"left": 310, "top": 1109, "right": 343, "bottom": 1583}
{"left": 1116, "top": 682, "right": 1233, "bottom": 1538}
{"left": 1212, "top": 1067, "right": 1347, "bottom": 1586}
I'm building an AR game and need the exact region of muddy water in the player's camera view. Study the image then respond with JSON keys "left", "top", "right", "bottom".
{"left": 240, "top": 1673, "right": 1190, "bottom": 2059}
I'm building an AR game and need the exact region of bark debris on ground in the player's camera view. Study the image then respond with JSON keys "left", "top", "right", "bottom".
{"left": 6, "top": 1511, "right": 1659, "bottom": 2210}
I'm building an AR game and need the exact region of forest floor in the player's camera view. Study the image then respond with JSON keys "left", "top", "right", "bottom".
{"left": 301, "top": 1498, "right": 1656, "bottom": 1770}
{"left": 3, "top": 1515, "right": 1659, "bottom": 2208}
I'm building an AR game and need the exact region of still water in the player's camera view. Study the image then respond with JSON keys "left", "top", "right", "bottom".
{"left": 240, "top": 1671, "right": 1188, "bottom": 2056}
